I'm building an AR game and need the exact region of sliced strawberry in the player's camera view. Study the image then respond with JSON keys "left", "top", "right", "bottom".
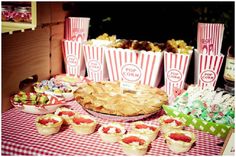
{"left": 174, "top": 120, "right": 182, "bottom": 126}
{"left": 73, "top": 117, "right": 94, "bottom": 125}
{"left": 122, "top": 136, "right": 145, "bottom": 145}
{"left": 135, "top": 124, "right": 156, "bottom": 131}
{"left": 102, "top": 126, "right": 121, "bottom": 134}
{"left": 169, "top": 133, "right": 191, "bottom": 143}
{"left": 58, "top": 111, "right": 75, "bottom": 117}
{"left": 38, "top": 118, "right": 58, "bottom": 125}
{"left": 164, "top": 119, "right": 174, "bottom": 123}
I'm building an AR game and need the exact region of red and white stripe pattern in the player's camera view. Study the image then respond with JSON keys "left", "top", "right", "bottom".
{"left": 164, "top": 51, "right": 192, "bottom": 96}
{"left": 105, "top": 48, "right": 164, "bottom": 87}
{"left": 83, "top": 44, "right": 109, "bottom": 82}
{"left": 65, "top": 17, "right": 90, "bottom": 42}
{"left": 61, "top": 40, "right": 86, "bottom": 77}
{"left": 194, "top": 50, "right": 224, "bottom": 90}
{"left": 197, "top": 23, "right": 224, "bottom": 55}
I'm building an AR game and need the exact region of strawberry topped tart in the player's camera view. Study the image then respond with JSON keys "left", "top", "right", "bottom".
{"left": 159, "top": 115, "right": 184, "bottom": 133}
{"left": 120, "top": 133, "right": 150, "bottom": 156}
{"left": 70, "top": 114, "right": 97, "bottom": 135}
{"left": 35, "top": 114, "right": 63, "bottom": 136}
{"left": 164, "top": 129, "right": 196, "bottom": 153}
{"left": 131, "top": 121, "right": 160, "bottom": 142}
{"left": 55, "top": 107, "right": 76, "bottom": 125}
{"left": 98, "top": 122, "right": 126, "bottom": 143}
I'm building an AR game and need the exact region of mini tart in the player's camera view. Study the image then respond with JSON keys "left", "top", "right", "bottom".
{"left": 159, "top": 115, "right": 184, "bottom": 134}
{"left": 70, "top": 114, "right": 97, "bottom": 135}
{"left": 98, "top": 122, "right": 126, "bottom": 143}
{"left": 119, "top": 133, "right": 150, "bottom": 156}
{"left": 164, "top": 129, "right": 196, "bottom": 153}
{"left": 131, "top": 121, "right": 160, "bottom": 142}
{"left": 54, "top": 107, "right": 76, "bottom": 125}
{"left": 35, "top": 114, "right": 63, "bottom": 136}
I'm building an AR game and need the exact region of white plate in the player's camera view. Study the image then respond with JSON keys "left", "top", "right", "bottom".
{"left": 10, "top": 95, "right": 65, "bottom": 115}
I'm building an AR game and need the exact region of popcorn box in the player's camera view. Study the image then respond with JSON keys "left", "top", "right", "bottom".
{"left": 61, "top": 40, "right": 86, "bottom": 77}
{"left": 197, "top": 23, "right": 224, "bottom": 55}
{"left": 65, "top": 17, "right": 90, "bottom": 42}
{"left": 105, "top": 48, "right": 164, "bottom": 87}
{"left": 163, "top": 105, "right": 234, "bottom": 139}
{"left": 164, "top": 51, "right": 193, "bottom": 96}
{"left": 194, "top": 49, "right": 224, "bottom": 90}
{"left": 83, "top": 44, "right": 109, "bottom": 82}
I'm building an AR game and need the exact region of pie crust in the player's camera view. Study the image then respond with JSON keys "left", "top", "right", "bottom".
{"left": 98, "top": 122, "right": 126, "bottom": 143}
{"left": 74, "top": 81, "right": 168, "bottom": 117}
{"left": 70, "top": 114, "right": 97, "bottom": 135}
{"left": 164, "top": 129, "right": 196, "bottom": 153}
{"left": 119, "top": 133, "right": 150, "bottom": 156}
{"left": 159, "top": 115, "right": 184, "bottom": 134}
{"left": 35, "top": 114, "right": 63, "bottom": 136}
{"left": 131, "top": 121, "right": 160, "bottom": 142}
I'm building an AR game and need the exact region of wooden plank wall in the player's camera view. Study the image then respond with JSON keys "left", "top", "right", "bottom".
{"left": 2, "top": 2, "right": 68, "bottom": 112}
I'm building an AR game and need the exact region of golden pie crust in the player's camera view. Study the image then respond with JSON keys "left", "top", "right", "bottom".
{"left": 74, "top": 81, "right": 168, "bottom": 116}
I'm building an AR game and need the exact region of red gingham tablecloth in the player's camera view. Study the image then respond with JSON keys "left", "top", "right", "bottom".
{"left": 2, "top": 101, "right": 224, "bottom": 156}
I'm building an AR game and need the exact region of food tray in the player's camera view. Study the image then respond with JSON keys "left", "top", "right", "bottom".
{"left": 163, "top": 105, "right": 234, "bottom": 139}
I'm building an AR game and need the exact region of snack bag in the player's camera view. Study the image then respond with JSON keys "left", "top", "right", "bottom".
{"left": 62, "top": 40, "right": 86, "bottom": 77}
{"left": 65, "top": 17, "right": 90, "bottom": 42}
{"left": 194, "top": 49, "right": 224, "bottom": 89}
{"left": 197, "top": 23, "right": 224, "bottom": 55}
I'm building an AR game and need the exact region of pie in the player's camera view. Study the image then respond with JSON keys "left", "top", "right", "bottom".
{"left": 159, "top": 115, "right": 184, "bottom": 134}
{"left": 98, "top": 122, "right": 126, "bottom": 143}
{"left": 164, "top": 129, "right": 196, "bottom": 153}
{"left": 74, "top": 81, "right": 168, "bottom": 117}
{"left": 131, "top": 121, "right": 160, "bottom": 142}
{"left": 119, "top": 133, "right": 150, "bottom": 156}
{"left": 35, "top": 114, "right": 63, "bottom": 136}
{"left": 70, "top": 114, "right": 97, "bottom": 135}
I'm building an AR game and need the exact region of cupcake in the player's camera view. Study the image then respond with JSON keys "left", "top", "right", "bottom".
{"left": 35, "top": 114, "right": 63, "bottom": 136}
{"left": 98, "top": 122, "right": 126, "bottom": 143}
{"left": 159, "top": 115, "right": 184, "bottom": 134}
{"left": 70, "top": 114, "right": 97, "bottom": 135}
{"left": 131, "top": 121, "right": 160, "bottom": 142}
{"left": 164, "top": 129, "right": 196, "bottom": 153}
{"left": 119, "top": 133, "right": 150, "bottom": 156}
{"left": 54, "top": 107, "right": 76, "bottom": 125}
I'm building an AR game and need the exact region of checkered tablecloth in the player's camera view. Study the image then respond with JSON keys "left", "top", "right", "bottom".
{"left": 2, "top": 101, "right": 224, "bottom": 156}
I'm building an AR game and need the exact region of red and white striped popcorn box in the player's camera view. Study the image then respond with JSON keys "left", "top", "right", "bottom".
{"left": 164, "top": 51, "right": 193, "bottom": 96}
{"left": 83, "top": 44, "right": 109, "bottom": 82}
{"left": 194, "top": 49, "right": 224, "bottom": 90}
{"left": 65, "top": 17, "right": 90, "bottom": 42}
{"left": 61, "top": 40, "right": 86, "bottom": 77}
{"left": 197, "top": 23, "right": 224, "bottom": 55}
{"left": 105, "top": 48, "right": 164, "bottom": 87}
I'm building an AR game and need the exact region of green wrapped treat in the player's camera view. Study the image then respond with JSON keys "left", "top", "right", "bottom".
{"left": 38, "top": 95, "right": 49, "bottom": 104}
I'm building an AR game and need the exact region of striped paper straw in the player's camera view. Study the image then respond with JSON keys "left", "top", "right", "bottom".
{"left": 83, "top": 44, "right": 109, "bottom": 82}
{"left": 197, "top": 23, "right": 224, "bottom": 55}
{"left": 194, "top": 49, "right": 224, "bottom": 90}
{"left": 61, "top": 40, "right": 86, "bottom": 77}
{"left": 164, "top": 51, "right": 193, "bottom": 96}
{"left": 105, "top": 48, "right": 163, "bottom": 87}
{"left": 65, "top": 17, "right": 90, "bottom": 42}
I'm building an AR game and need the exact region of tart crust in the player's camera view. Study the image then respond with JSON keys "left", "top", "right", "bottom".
{"left": 70, "top": 114, "right": 97, "bottom": 135}
{"left": 98, "top": 122, "right": 126, "bottom": 143}
{"left": 164, "top": 129, "right": 196, "bottom": 153}
{"left": 35, "top": 114, "right": 63, "bottom": 136}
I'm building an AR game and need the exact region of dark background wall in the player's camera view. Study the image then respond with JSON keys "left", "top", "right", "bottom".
{"left": 63, "top": 1, "right": 234, "bottom": 88}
